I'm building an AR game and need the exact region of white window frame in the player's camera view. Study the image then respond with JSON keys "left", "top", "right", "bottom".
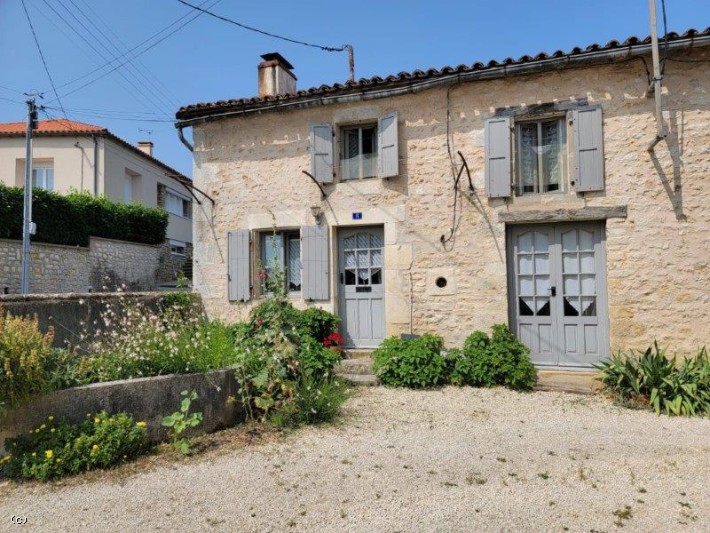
{"left": 514, "top": 116, "right": 568, "bottom": 196}
{"left": 32, "top": 166, "right": 54, "bottom": 191}
{"left": 258, "top": 230, "right": 301, "bottom": 295}
{"left": 165, "top": 190, "right": 192, "bottom": 219}
{"left": 340, "top": 123, "right": 378, "bottom": 180}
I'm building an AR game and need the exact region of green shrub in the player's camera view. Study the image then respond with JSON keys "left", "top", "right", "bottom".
{"left": 296, "top": 307, "right": 340, "bottom": 343}
{"left": 0, "top": 184, "right": 168, "bottom": 246}
{"left": 270, "top": 373, "right": 350, "bottom": 427}
{"left": 454, "top": 325, "right": 537, "bottom": 391}
{"left": 0, "top": 315, "right": 57, "bottom": 410}
{"left": 597, "top": 343, "right": 710, "bottom": 417}
{"left": 162, "top": 390, "right": 203, "bottom": 454}
{"left": 1, "top": 411, "right": 148, "bottom": 481}
{"left": 372, "top": 334, "right": 447, "bottom": 388}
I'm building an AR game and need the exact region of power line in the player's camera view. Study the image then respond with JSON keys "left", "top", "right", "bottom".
{"left": 44, "top": 105, "right": 174, "bottom": 123}
{"left": 45, "top": 0, "right": 222, "bottom": 102}
{"left": 175, "top": 0, "right": 347, "bottom": 52}
{"left": 19, "top": 0, "right": 68, "bottom": 119}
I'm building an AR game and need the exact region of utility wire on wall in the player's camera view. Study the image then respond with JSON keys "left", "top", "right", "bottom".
{"left": 176, "top": 0, "right": 356, "bottom": 80}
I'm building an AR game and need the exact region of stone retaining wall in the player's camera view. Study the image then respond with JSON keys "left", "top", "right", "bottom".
{"left": 0, "top": 369, "right": 245, "bottom": 453}
{"left": 0, "top": 236, "right": 160, "bottom": 294}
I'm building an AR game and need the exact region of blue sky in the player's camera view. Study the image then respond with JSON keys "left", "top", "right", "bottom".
{"left": 1, "top": 1, "right": 708, "bottom": 176}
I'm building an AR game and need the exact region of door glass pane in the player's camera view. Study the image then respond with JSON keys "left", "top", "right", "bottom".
{"left": 344, "top": 235, "right": 356, "bottom": 249}
{"left": 579, "top": 252, "right": 595, "bottom": 273}
{"left": 357, "top": 269, "right": 370, "bottom": 285}
{"left": 564, "top": 297, "right": 580, "bottom": 316}
{"left": 518, "top": 232, "right": 533, "bottom": 253}
{"left": 357, "top": 251, "right": 368, "bottom": 268}
{"left": 518, "top": 254, "right": 533, "bottom": 275}
{"left": 564, "top": 275, "right": 579, "bottom": 296}
{"left": 534, "top": 253, "right": 549, "bottom": 274}
{"left": 519, "top": 276, "right": 534, "bottom": 296}
{"left": 371, "top": 268, "right": 382, "bottom": 284}
{"left": 371, "top": 249, "right": 382, "bottom": 267}
{"left": 579, "top": 230, "right": 595, "bottom": 251}
{"left": 370, "top": 233, "right": 382, "bottom": 248}
{"left": 345, "top": 269, "right": 356, "bottom": 285}
{"left": 535, "top": 276, "right": 550, "bottom": 295}
{"left": 562, "top": 230, "right": 577, "bottom": 252}
{"left": 534, "top": 232, "right": 549, "bottom": 251}
{"left": 581, "top": 297, "right": 596, "bottom": 316}
{"left": 536, "top": 298, "right": 550, "bottom": 316}
{"left": 356, "top": 233, "right": 369, "bottom": 249}
{"left": 344, "top": 251, "right": 356, "bottom": 268}
{"left": 563, "top": 253, "right": 578, "bottom": 274}
{"left": 580, "top": 275, "right": 595, "bottom": 295}
{"left": 519, "top": 297, "right": 534, "bottom": 316}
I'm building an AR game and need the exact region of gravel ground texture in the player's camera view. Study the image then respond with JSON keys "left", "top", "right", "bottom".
{"left": 1, "top": 387, "right": 709, "bottom": 533}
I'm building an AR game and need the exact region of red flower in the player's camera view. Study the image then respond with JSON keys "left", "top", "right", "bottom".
{"left": 258, "top": 270, "right": 269, "bottom": 280}
{"left": 323, "top": 332, "right": 345, "bottom": 348}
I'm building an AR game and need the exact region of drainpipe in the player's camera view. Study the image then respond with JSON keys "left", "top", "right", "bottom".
{"left": 92, "top": 135, "right": 99, "bottom": 196}
{"left": 177, "top": 126, "right": 194, "bottom": 152}
{"left": 647, "top": 0, "right": 666, "bottom": 151}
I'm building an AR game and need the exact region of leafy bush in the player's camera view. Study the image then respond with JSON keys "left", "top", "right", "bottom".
{"left": 270, "top": 373, "right": 350, "bottom": 427}
{"left": 0, "top": 315, "right": 58, "bottom": 410}
{"left": 1, "top": 411, "right": 148, "bottom": 481}
{"left": 296, "top": 307, "right": 340, "bottom": 343}
{"left": 597, "top": 343, "right": 710, "bottom": 417}
{"left": 372, "top": 334, "right": 447, "bottom": 388}
{"left": 0, "top": 184, "right": 168, "bottom": 246}
{"left": 162, "top": 390, "right": 203, "bottom": 454}
{"left": 452, "top": 325, "right": 537, "bottom": 391}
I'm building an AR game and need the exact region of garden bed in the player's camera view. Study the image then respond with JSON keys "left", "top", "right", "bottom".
{"left": 0, "top": 368, "right": 245, "bottom": 453}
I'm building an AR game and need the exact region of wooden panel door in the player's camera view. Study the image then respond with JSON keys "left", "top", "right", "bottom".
{"left": 509, "top": 222, "right": 608, "bottom": 368}
{"left": 338, "top": 228, "right": 385, "bottom": 348}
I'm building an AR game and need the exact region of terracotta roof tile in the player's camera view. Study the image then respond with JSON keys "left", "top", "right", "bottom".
{"left": 176, "top": 26, "right": 710, "bottom": 121}
{"left": 0, "top": 119, "right": 106, "bottom": 135}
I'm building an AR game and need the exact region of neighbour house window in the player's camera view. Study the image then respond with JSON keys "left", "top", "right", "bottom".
{"left": 170, "top": 239, "right": 187, "bottom": 256}
{"left": 32, "top": 166, "right": 54, "bottom": 191}
{"left": 260, "top": 231, "right": 301, "bottom": 294}
{"left": 516, "top": 118, "right": 567, "bottom": 195}
{"left": 165, "top": 191, "right": 192, "bottom": 219}
{"left": 340, "top": 124, "right": 377, "bottom": 179}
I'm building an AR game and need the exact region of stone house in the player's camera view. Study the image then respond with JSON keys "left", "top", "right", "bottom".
{"left": 176, "top": 29, "right": 710, "bottom": 370}
{"left": 0, "top": 119, "right": 193, "bottom": 281}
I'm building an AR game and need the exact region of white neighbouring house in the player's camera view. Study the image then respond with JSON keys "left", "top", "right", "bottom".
{"left": 0, "top": 119, "right": 193, "bottom": 282}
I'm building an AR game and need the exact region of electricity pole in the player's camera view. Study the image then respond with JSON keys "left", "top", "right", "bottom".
{"left": 20, "top": 98, "right": 38, "bottom": 294}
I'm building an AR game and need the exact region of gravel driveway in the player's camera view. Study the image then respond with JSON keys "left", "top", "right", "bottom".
{"left": 1, "top": 387, "right": 709, "bottom": 532}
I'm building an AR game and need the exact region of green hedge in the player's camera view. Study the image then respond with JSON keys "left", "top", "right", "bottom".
{"left": 0, "top": 184, "right": 168, "bottom": 247}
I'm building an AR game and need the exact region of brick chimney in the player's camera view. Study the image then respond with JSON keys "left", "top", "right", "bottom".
{"left": 137, "top": 141, "right": 154, "bottom": 157}
{"left": 258, "top": 53, "right": 297, "bottom": 97}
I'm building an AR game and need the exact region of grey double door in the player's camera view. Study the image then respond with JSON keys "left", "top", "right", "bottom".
{"left": 338, "top": 227, "right": 385, "bottom": 348}
{"left": 508, "top": 222, "right": 609, "bottom": 368}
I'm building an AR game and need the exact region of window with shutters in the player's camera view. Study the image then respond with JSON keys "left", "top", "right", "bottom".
{"left": 515, "top": 117, "right": 567, "bottom": 196}
{"left": 340, "top": 124, "right": 378, "bottom": 180}
{"left": 165, "top": 190, "right": 192, "bottom": 219}
{"left": 260, "top": 231, "right": 301, "bottom": 294}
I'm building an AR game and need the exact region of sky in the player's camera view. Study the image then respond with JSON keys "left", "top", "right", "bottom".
{"left": 1, "top": 0, "right": 709, "bottom": 177}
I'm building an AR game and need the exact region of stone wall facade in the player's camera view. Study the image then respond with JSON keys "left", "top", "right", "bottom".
{"left": 189, "top": 48, "right": 710, "bottom": 358}
{"left": 0, "top": 237, "right": 159, "bottom": 294}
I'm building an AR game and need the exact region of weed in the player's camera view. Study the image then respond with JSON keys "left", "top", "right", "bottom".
{"left": 538, "top": 471, "right": 550, "bottom": 480}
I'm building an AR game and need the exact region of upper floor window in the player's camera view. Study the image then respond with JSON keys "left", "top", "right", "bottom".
{"left": 516, "top": 118, "right": 567, "bottom": 196}
{"left": 166, "top": 191, "right": 192, "bottom": 219}
{"left": 341, "top": 124, "right": 377, "bottom": 180}
{"left": 32, "top": 166, "right": 54, "bottom": 191}
{"left": 260, "top": 231, "right": 301, "bottom": 294}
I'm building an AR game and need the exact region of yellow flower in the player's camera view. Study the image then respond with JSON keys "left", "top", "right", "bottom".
{"left": 45, "top": 450, "right": 53, "bottom": 459}
{"left": 92, "top": 444, "right": 99, "bottom": 451}
{"left": 31, "top": 452, "right": 37, "bottom": 457}
{"left": 50, "top": 428, "right": 56, "bottom": 433}
{"left": 94, "top": 417, "right": 101, "bottom": 424}
{"left": 40, "top": 424, "right": 46, "bottom": 430}
{"left": 136, "top": 421, "right": 147, "bottom": 428}
{"left": 48, "top": 416, "right": 54, "bottom": 421}
{"left": 57, "top": 459, "right": 62, "bottom": 463}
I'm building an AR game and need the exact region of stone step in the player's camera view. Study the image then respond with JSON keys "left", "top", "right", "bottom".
{"left": 335, "top": 358, "right": 374, "bottom": 375}
{"left": 535, "top": 370, "right": 600, "bottom": 395}
{"left": 339, "top": 373, "right": 380, "bottom": 386}
{"left": 344, "top": 349, "right": 375, "bottom": 359}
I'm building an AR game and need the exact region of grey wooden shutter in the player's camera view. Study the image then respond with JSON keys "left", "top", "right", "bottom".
{"left": 573, "top": 107, "right": 604, "bottom": 192}
{"left": 301, "top": 225, "right": 329, "bottom": 301}
{"left": 310, "top": 124, "right": 334, "bottom": 183}
{"left": 378, "top": 112, "right": 399, "bottom": 178}
{"left": 485, "top": 117, "right": 512, "bottom": 198}
{"left": 228, "top": 230, "right": 251, "bottom": 302}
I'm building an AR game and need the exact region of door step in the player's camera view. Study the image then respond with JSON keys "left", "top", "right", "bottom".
{"left": 344, "top": 349, "right": 375, "bottom": 359}
{"left": 334, "top": 357, "right": 379, "bottom": 386}
{"left": 535, "top": 370, "right": 600, "bottom": 395}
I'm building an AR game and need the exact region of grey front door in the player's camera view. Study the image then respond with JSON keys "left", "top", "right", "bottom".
{"left": 508, "top": 222, "right": 609, "bottom": 368}
{"left": 338, "top": 227, "right": 385, "bottom": 348}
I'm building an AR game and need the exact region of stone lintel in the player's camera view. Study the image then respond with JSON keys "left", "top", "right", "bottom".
{"left": 498, "top": 205, "right": 627, "bottom": 224}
